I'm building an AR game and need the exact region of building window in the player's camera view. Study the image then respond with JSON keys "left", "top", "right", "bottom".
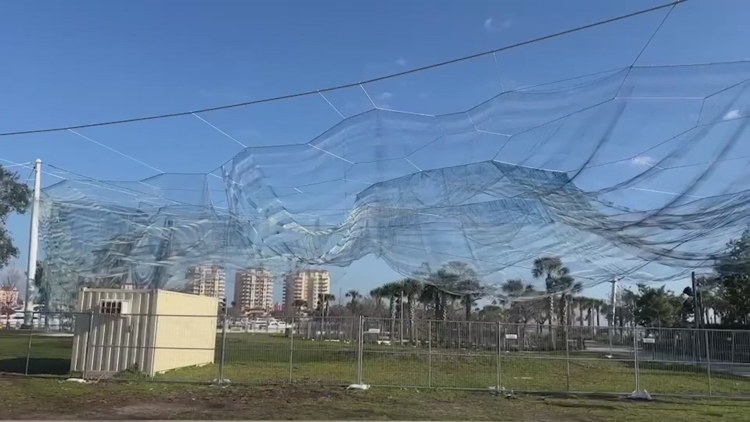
{"left": 100, "top": 300, "right": 124, "bottom": 315}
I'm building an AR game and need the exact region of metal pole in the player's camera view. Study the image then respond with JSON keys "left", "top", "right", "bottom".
{"left": 83, "top": 311, "right": 94, "bottom": 379}
{"left": 399, "top": 291, "right": 404, "bottom": 346}
{"left": 428, "top": 320, "right": 432, "bottom": 388}
{"left": 628, "top": 326, "right": 651, "bottom": 400}
{"left": 218, "top": 298, "right": 228, "bottom": 385}
{"left": 288, "top": 315, "right": 295, "bottom": 383}
{"left": 607, "top": 278, "right": 617, "bottom": 358}
{"left": 704, "top": 329, "right": 712, "bottom": 397}
{"left": 24, "top": 330, "right": 34, "bottom": 375}
{"left": 564, "top": 323, "right": 571, "bottom": 391}
{"left": 357, "top": 315, "right": 364, "bottom": 385}
{"left": 633, "top": 327, "right": 640, "bottom": 391}
{"left": 691, "top": 272, "right": 700, "bottom": 330}
{"left": 23, "top": 159, "right": 42, "bottom": 329}
{"left": 691, "top": 271, "right": 700, "bottom": 362}
{"left": 496, "top": 322, "right": 502, "bottom": 390}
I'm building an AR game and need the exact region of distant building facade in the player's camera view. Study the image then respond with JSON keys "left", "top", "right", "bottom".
{"left": 185, "top": 265, "right": 226, "bottom": 299}
{"left": 0, "top": 286, "right": 19, "bottom": 308}
{"left": 282, "top": 269, "right": 331, "bottom": 316}
{"left": 233, "top": 267, "right": 274, "bottom": 314}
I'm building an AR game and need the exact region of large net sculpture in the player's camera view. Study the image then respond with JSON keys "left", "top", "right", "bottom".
{"left": 36, "top": 60, "right": 750, "bottom": 310}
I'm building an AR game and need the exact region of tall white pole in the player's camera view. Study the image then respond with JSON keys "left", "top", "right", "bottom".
{"left": 23, "top": 159, "right": 42, "bottom": 328}
{"left": 607, "top": 277, "right": 617, "bottom": 358}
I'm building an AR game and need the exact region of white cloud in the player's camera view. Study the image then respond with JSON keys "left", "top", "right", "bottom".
{"left": 377, "top": 92, "right": 394, "bottom": 101}
{"left": 375, "top": 92, "right": 394, "bottom": 109}
{"left": 484, "top": 17, "right": 513, "bottom": 32}
{"left": 394, "top": 58, "right": 407, "bottom": 67}
{"left": 484, "top": 18, "right": 495, "bottom": 31}
{"left": 723, "top": 109, "right": 742, "bottom": 120}
{"left": 631, "top": 156, "right": 656, "bottom": 167}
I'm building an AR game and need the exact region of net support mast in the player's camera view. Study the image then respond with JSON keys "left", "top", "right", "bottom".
{"left": 23, "top": 158, "right": 42, "bottom": 328}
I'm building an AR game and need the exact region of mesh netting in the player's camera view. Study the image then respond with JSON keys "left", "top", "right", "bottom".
{"left": 37, "top": 60, "right": 750, "bottom": 308}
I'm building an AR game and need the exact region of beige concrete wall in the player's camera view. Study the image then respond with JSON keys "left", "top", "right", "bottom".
{"left": 150, "top": 290, "right": 218, "bottom": 374}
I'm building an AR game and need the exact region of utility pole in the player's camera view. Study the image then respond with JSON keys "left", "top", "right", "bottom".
{"left": 690, "top": 271, "right": 701, "bottom": 362}
{"left": 691, "top": 271, "right": 700, "bottom": 329}
{"left": 23, "top": 159, "right": 42, "bottom": 329}
{"left": 606, "top": 277, "right": 618, "bottom": 359}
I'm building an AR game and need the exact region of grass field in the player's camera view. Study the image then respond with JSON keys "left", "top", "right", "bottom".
{"left": 2, "top": 330, "right": 749, "bottom": 398}
{"left": 3, "top": 376, "right": 750, "bottom": 421}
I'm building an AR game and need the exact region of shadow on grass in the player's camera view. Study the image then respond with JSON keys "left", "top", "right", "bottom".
{"left": 0, "top": 357, "right": 71, "bottom": 375}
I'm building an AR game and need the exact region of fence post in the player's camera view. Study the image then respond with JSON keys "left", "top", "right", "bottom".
{"left": 629, "top": 327, "right": 651, "bottom": 400}
{"left": 427, "top": 320, "right": 432, "bottom": 388}
{"left": 564, "top": 325, "right": 571, "bottom": 391}
{"left": 288, "top": 315, "right": 295, "bottom": 384}
{"left": 496, "top": 322, "right": 503, "bottom": 391}
{"left": 217, "top": 303, "right": 228, "bottom": 386}
{"left": 356, "top": 315, "right": 364, "bottom": 385}
{"left": 24, "top": 328, "right": 34, "bottom": 376}
{"left": 704, "top": 329, "right": 712, "bottom": 397}
{"left": 82, "top": 311, "right": 94, "bottom": 379}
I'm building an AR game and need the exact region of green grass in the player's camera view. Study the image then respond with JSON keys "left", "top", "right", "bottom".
{"left": 3, "top": 376, "right": 750, "bottom": 421}
{"left": 2, "top": 331, "right": 749, "bottom": 398}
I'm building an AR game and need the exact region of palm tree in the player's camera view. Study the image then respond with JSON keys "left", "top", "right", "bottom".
{"left": 501, "top": 279, "right": 536, "bottom": 323}
{"left": 420, "top": 284, "right": 444, "bottom": 320}
{"left": 532, "top": 256, "right": 582, "bottom": 347}
{"left": 594, "top": 298, "right": 605, "bottom": 328}
{"left": 380, "top": 282, "right": 403, "bottom": 342}
{"left": 317, "top": 293, "right": 336, "bottom": 339}
{"left": 399, "top": 278, "right": 422, "bottom": 344}
{"left": 345, "top": 290, "right": 362, "bottom": 314}
{"left": 369, "top": 287, "right": 385, "bottom": 317}
{"left": 441, "top": 261, "right": 483, "bottom": 321}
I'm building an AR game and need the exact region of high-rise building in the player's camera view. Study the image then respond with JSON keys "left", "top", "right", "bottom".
{"left": 185, "top": 265, "right": 226, "bottom": 299}
{"left": 282, "top": 269, "right": 331, "bottom": 315}
{"left": 234, "top": 267, "right": 273, "bottom": 313}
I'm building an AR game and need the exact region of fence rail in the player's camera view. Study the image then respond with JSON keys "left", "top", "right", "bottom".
{"left": 2, "top": 312, "right": 750, "bottom": 397}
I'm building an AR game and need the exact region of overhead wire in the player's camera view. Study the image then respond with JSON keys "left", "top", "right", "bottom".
{"left": 0, "top": 0, "right": 686, "bottom": 138}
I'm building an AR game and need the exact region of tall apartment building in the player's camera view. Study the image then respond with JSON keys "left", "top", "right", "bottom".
{"left": 185, "top": 265, "right": 226, "bottom": 299}
{"left": 233, "top": 267, "right": 273, "bottom": 313}
{"left": 282, "top": 269, "right": 331, "bottom": 315}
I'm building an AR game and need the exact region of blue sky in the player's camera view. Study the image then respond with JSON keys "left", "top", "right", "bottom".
{"left": 2, "top": 0, "right": 750, "bottom": 304}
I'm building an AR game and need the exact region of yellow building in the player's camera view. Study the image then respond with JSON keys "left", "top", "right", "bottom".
{"left": 70, "top": 288, "right": 218, "bottom": 377}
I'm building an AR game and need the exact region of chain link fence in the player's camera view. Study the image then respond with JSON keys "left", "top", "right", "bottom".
{"left": 2, "top": 312, "right": 750, "bottom": 397}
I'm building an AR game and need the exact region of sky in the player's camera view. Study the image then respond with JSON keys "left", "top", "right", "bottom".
{"left": 1, "top": 0, "right": 750, "bottom": 304}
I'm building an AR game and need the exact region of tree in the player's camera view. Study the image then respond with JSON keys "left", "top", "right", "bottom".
{"left": 714, "top": 228, "right": 750, "bottom": 324}
{"left": 531, "top": 256, "right": 582, "bottom": 331}
{"left": 369, "top": 287, "right": 386, "bottom": 317}
{"left": 500, "top": 279, "right": 537, "bottom": 324}
{"left": 632, "top": 284, "right": 682, "bottom": 327}
{"left": 441, "top": 261, "right": 485, "bottom": 321}
{"left": 345, "top": 290, "right": 362, "bottom": 314}
{"left": 316, "top": 293, "right": 335, "bottom": 318}
{"left": 380, "top": 281, "right": 403, "bottom": 341}
{"left": 316, "top": 293, "right": 335, "bottom": 339}
{"left": 0, "top": 166, "right": 31, "bottom": 268}
{"left": 399, "top": 278, "right": 422, "bottom": 344}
